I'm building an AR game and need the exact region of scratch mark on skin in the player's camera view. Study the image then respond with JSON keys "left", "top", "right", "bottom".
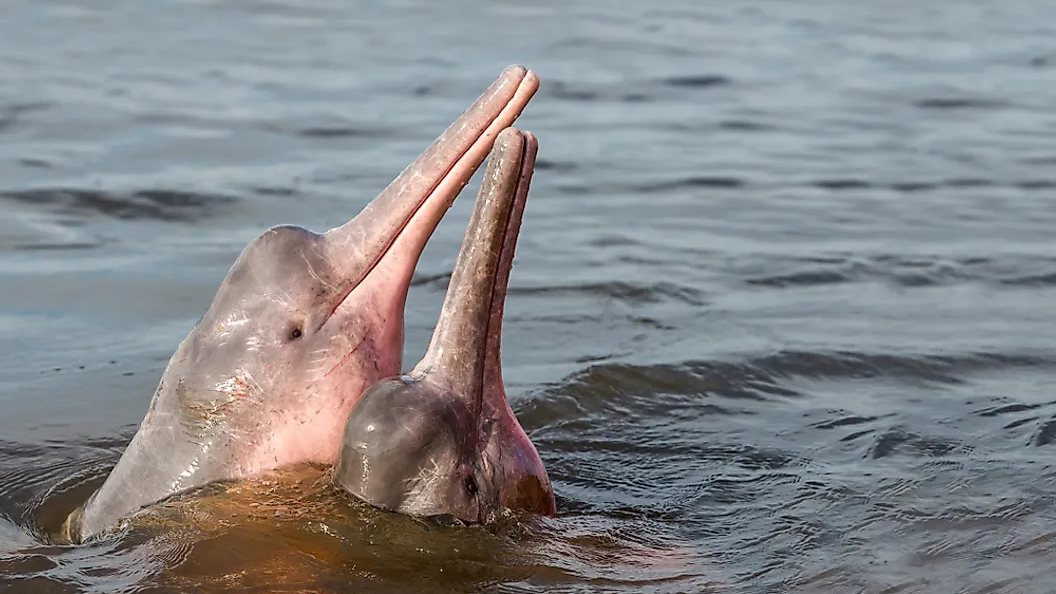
{"left": 269, "top": 287, "right": 296, "bottom": 310}
{"left": 305, "top": 341, "right": 340, "bottom": 376}
{"left": 323, "top": 338, "right": 365, "bottom": 378}
{"left": 404, "top": 458, "right": 442, "bottom": 503}
{"left": 241, "top": 368, "right": 263, "bottom": 398}
{"left": 178, "top": 381, "right": 241, "bottom": 442}
{"left": 302, "top": 251, "right": 338, "bottom": 293}
{"left": 216, "top": 315, "right": 251, "bottom": 343}
{"left": 214, "top": 375, "right": 251, "bottom": 399}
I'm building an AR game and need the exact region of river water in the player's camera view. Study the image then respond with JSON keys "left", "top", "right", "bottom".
{"left": 2, "top": 1, "right": 1056, "bottom": 592}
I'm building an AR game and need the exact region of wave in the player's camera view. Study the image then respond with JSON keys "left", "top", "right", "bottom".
{"left": 0, "top": 188, "right": 237, "bottom": 223}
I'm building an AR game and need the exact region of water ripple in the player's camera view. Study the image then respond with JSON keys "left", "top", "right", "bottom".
{"left": 0, "top": 188, "right": 237, "bottom": 223}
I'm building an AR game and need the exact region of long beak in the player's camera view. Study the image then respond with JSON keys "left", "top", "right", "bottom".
{"left": 482, "top": 130, "right": 535, "bottom": 395}
{"left": 322, "top": 65, "right": 539, "bottom": 315}
{"left": 412, "top": 127, "right": 537, "bottom": 414}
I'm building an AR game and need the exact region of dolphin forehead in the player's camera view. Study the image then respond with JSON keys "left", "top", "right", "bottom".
{"left": 207, "top": 226, "right": 334, "bottom": 322}
{"left": 335, "top": 376, "right": 489, "bottom": 522}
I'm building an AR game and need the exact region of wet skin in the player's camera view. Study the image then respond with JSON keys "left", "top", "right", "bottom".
{"left": 335, "top": 127, "right": 557, "bottom": 524}
{"left": 62, "top": 66, "right": 540, "bottom": 544}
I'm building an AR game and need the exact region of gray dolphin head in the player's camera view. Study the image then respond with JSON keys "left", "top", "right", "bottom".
{"left": 66, "top": 67, "right": 540, "bottom": 543}
{"left": 334, "top": 127, "right": 556, "bottom": 525}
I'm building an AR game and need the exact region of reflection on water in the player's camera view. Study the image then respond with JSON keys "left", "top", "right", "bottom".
{"left": 3, "top": 0, "right": 1056, "bottom": 592}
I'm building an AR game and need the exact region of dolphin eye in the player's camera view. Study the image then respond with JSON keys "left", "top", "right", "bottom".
{"left": 464, "top": 476, "right": 478, "bottom": 498}
{"left": 289, "top": 326, "right": 303, "bottom": 340}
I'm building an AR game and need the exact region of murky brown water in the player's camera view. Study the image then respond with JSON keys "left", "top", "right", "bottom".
{"left": 3, "top": 1, "right": 1056, "bottom": 592}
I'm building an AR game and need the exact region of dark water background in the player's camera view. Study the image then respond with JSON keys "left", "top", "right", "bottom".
{"left": 3, "top": 1, "right": 1056, "bottom": 592}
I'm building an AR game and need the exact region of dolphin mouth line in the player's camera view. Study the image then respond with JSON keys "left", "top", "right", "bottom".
{"left": 473, "top": 135, "right": 534, "bottom": 409}
{"left": 320, "top": 163, "right": 464, "bottom": 327}
{"left": 409, "top": 127, "right": 538, "bottom": 414}
{"left": 321, "top": 72, "right": 539, "bottom": 329}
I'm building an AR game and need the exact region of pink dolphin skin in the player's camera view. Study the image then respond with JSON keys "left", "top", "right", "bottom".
{"left": 64, "top": 65, "right": 540, "bottom": 544}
